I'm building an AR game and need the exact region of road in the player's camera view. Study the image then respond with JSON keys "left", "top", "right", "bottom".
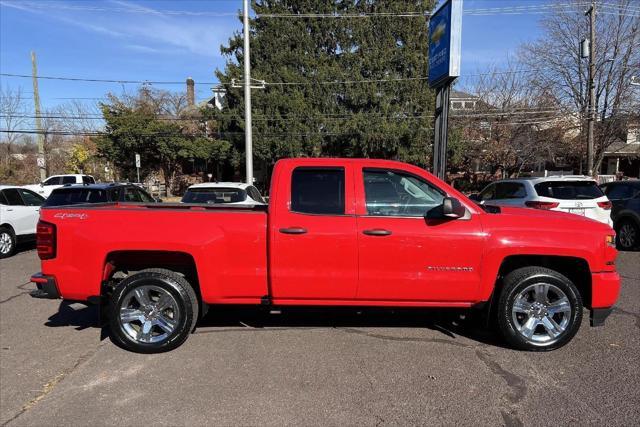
{"left": 1, "top": 247, "right": 638, "bottom": 426}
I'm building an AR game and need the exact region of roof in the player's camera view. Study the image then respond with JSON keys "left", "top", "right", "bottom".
{"left": 0, "top": 185, "right": 21, "bottom": 190}
{"left": 450, "top": 90, "right": 478, "bottom": 100}
{"left": 603, "top": 139, "right": 640, "bottom": 157}
{"left": 495, "top": 176, "right": 597, "bottom": 185}
{"left": 51, "top": 183, "right": 137, "bottom": 190}
{"left": 188, "top": 182, "right": 252, "bottom": 190}
{"left": 601, "top": 179, "right": 640, "bottom": 188}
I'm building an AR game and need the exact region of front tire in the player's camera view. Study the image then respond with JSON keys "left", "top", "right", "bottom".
{"left": 107, "top": 268, "right": 198, "bottom": 353}
{"left": 497, "top": 267, "right": 582, "bottom": 351}
{"left": 0, "top": 226, "right": 16, "bottom": 259}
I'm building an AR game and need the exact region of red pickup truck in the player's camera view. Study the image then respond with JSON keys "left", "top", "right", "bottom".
{"left": 30, "top": 158, "right": 620, "bottom": 353}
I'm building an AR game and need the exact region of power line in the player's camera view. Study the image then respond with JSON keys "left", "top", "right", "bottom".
{"left": 0, "top": 73, "right": 220, "bottom": 85}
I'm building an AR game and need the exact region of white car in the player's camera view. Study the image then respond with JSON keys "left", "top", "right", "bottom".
{"left": 181, "top": 182, "right": 266, "bottom": 206}
{"left": 471, "top": 176, "right": 613, "bottom": 226}
{"left": 23, "top": 174, "right": 96, "bottom": 198}
{"left": 0, "top": 185, "right": 46, "bottom": 258}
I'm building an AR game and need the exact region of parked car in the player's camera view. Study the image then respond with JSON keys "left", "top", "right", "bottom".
{"left": 181, "top": 182, "right": 265, "bottom": 205}
{"left": 600, "top": 180, "right": 640, "bottom": 250}
{"left": 0, "top": 186, "right": 45, "bottom": 258}
{"left": 23, "top": 174, "right": 96, "bottom": 198}
{"left": 470, "top": 176, "right": 613, "bottom": 226}
{"left": 44, "top": 183, "right": 157, "bottom": 207}
{"left": 30, "top": 159, "right": 619, "bottom": 353}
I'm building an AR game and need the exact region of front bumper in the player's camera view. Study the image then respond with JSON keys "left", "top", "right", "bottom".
{"left": 589, "top": 271, "right": 620, "bottom": 327}
{"left": 30, "top": 273, "right": 60, "bottom": 299}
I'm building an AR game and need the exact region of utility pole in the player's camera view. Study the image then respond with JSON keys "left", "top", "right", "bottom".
{"left": 243, "top": 0, "right": 253, "bottom": 184}
{"left": 31, "top": 51, "right": 46, "bottom": 181}
{"left": 586, "top": 1, "right": 596, "bottom": 176}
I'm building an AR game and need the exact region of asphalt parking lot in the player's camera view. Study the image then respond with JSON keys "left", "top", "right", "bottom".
{"left": 1, "top": 247, "right": 639, "bottom": 426}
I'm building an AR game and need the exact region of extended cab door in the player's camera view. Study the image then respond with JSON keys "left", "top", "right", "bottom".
{"left": 269, "top": 162, "right": 358, "bottom": 300}
{"left": 355, "top": 166, "right": 485, "bottom": 302}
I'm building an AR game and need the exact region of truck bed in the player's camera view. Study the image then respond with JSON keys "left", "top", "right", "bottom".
{"left": 39, "top": 202, "right": 269, "bottom": 303}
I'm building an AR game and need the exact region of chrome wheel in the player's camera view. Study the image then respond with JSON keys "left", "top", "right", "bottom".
{"left": 119, "top": 285, "right": 180, "bottom": 344}
{"left": 511, "top": 283, "right": 571, "bottom": 345}
{"left": 0, "top": 232, "right": 13, "bottom": 255}
{"left": 618, "top": 223, "right": 637, "bottom": 249}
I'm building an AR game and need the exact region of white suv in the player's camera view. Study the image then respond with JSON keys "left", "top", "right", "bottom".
{"left": 0, "top": 186, "right": 45, "bottom": 258}
{"left": 471, "top": 176, "right": 613, "bottom": 226}
{"left": 23, "top": 174, "right": 95, "bottom": 198}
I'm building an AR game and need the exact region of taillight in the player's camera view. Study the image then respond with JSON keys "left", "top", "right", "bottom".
{"left": 525, "top": 201, "right": 560, "bottom": 210}
{"left": 37, "top": 221, "right": 56, "bottom": 260}
{"left": 597, "top": 201, "right": 612, "bottom": 210}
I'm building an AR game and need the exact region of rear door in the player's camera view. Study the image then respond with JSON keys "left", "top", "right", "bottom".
{"left": 0, "top": 189, "right": 34, "bottom": 235}
{"left": 269, "top": 164, "right": 358, "bottom": 300}
{"left": 17, "top": 189, "right": 44, "bottom": 234}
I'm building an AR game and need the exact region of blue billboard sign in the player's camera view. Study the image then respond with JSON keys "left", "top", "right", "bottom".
{"left": 428, "top": 0, "right": 463, "bottom": 88}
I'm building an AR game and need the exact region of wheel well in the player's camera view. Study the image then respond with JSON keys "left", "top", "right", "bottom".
{"left": 0, "top": 223, "right": 15, "bottom": 232}
{"left": 103, "top": 250, "right": 201, "bottom": 301}
{"left": 496, "top": 255, "right": 592, "bottom": 307}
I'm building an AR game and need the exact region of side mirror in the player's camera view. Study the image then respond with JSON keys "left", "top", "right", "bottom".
{"left": 426, "top": 197, "right": 467, "bottom": 220}
{"left": 468, "top": 193, "right": 481, "bottom": 202}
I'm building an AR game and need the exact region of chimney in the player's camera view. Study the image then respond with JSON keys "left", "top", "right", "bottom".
{"left": 186, "top": 77, "right": 195, "bottom": 107}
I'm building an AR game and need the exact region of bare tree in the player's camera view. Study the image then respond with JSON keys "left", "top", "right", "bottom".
{"left": 520, "top": 0, "right": 640, "bottom": 173}
{"left": 455, "top": 62, "right": 577, "bottom": 177}
{"left": 0, "top": 86, "right": 28, "bottom": 166}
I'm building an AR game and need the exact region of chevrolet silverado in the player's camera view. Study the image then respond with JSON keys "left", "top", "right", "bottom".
{"left": 30, "top": 158, "right": 620, "bottom": 353}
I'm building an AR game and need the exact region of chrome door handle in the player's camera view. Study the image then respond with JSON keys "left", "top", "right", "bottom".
{"left": 363, "top": 229, "right": 392, "bottom": 236}
{"left": 279, "top": 227, "right": 307, "bottom": 235}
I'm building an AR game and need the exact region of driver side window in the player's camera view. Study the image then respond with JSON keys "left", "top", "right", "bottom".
{"left": 363, "top": 169, "right": 444, "bottom": 217}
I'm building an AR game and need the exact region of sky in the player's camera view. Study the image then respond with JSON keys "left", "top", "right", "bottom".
{"left": 0, "top": 0, "right": 545, "bottom": 111}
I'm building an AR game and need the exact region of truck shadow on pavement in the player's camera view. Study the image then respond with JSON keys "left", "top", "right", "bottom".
{"left": 196, "top": 306, "right": 506, "bottom": 349}
{"left": 45, "top": 301, "right": 100, "bottom": 331}
{"left": 42, "top": 303, "right": 507, "bottom": 349}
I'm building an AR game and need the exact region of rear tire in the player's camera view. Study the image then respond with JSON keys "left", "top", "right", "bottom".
{"left": 497, "top": 267, "right": 582, "bottom": 351}
{"left": 0, "top": 226, "right": 16, "bottom": 259}
{"left": 107, "top": 268, "right": 198, "bottom": 353}
{"left": 616, "top": 219, "right": 639, "bottom": 250}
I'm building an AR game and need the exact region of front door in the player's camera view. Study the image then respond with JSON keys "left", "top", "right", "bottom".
{"left": 355, "top": 168, "right": 485, "bottom": 302}
{"left": 270, "top": 165, "right": 358, "bottom": 300}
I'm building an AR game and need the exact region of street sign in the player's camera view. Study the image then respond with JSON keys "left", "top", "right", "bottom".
{"left": 428, "top": 0, "right": 463, "bottom": 88}
{"left": 135, "top": 154, "right": 141, "bottom": 168}
{"left": 36, "top": 156, "right": 45, "bottom": 168}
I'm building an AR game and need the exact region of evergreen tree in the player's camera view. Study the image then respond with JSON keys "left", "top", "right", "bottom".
{"left": 211, "top": 0, "right": 436, "bottom": 185}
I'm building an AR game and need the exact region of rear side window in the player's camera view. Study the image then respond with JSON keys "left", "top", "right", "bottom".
{"left": 18, "top": 189, "right": 45, "bottom": 206}
{"left": 605, "top": 184, "right": 634, "bottom": 200}
{"left": 495, "top": 182, "right": 527, "bottom": 199}
{"left": 0, "top": 191, "right": 8, "bottom": 205}
{"left": 2, "top": 189, "right": 24, "bottom": 206}
{"left": 62, "top": 176, "right": 76, "bottom": 184}
{"left": 82, "top": 176, "right": 95, "bottom": 184}
{"left": 44, "top": 189, "right": 108, "bottom": 206}
{"left": 534, "top": 181, "right": 604, "bottom": 200}
{"left": 291, "top": 168, "right": 345, "bottom": 215}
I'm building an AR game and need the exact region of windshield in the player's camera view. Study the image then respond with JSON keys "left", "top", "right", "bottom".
{"left": 181, "top": 188, "right": 247, "bottom": 204}
{"left": 534, "top": 181, "right": 604, "bottom": 200}
{"left": 44, "top": 188, "right": 109, "bottom": 206}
